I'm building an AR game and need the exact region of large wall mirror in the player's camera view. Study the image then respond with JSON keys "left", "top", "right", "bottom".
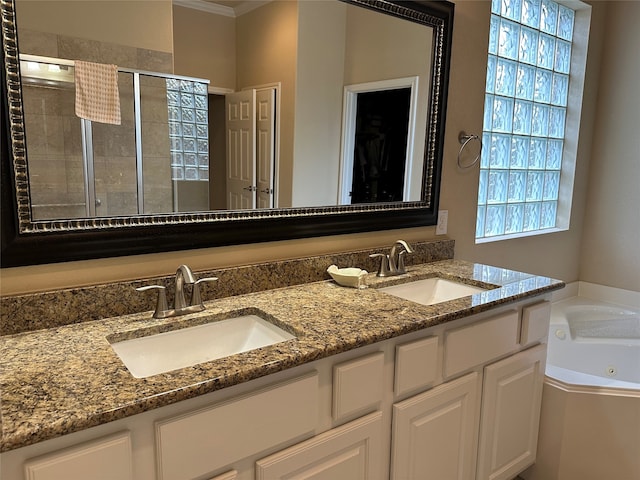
{"left": 1, "top": 0, "right": 454, "bottom": 267}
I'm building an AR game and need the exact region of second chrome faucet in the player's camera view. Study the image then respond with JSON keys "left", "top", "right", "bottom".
{"left": 136, "top": 264, "right": 218, "bottom": 319}
{"left": 370, "top": 240, "right": 414, "bottom": 277}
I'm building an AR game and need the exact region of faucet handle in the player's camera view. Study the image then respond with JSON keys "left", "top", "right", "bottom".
{"left": 191, "top": 277, "right": 218, "bottom": 307}
{"left": 369, "top": 253, "right": 391, "bottom": 277}
{"left": 136, "top": 285, "right": 169, "bottom": 318}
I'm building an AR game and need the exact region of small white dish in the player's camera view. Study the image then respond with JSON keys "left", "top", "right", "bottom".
{"left": 327, "top": 264, "right": 368, "bottom": 289}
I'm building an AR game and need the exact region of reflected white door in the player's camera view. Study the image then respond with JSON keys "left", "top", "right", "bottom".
{"left": 256, "top": 89, "right": 276, "bottom": 209}
{"left": 226, "top": 90, "right": 256, "bottom": 210}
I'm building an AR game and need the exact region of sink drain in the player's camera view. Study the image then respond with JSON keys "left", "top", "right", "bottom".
{"left": 606, "top": 366, "right": 617, "bottom": 377}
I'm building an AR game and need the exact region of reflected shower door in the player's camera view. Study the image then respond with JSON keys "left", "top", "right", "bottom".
{"left": 91, "top": 72, "right": 137, "bottom": 217}
{"left": 21, "top": 62, "right": 85, "bottom": 220}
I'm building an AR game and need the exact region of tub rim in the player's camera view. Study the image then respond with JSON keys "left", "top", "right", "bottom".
{"left": 545, "top": 281, "right": 640, "bottom": 394}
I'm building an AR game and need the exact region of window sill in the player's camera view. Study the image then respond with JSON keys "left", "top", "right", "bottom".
{"left": 475, "top": 226, "right": 568, "bottom": 244}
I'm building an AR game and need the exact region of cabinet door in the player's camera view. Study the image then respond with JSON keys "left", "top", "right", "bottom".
{"left": 477, "top": 344, "right": 546, "bottom": 480}
{"left": 391, "top": 372, "right": 481, "bottom": 480}
{"left": 255, "top": 412, "right": 384, "bottom": 480}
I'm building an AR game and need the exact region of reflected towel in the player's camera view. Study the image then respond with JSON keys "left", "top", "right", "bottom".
{"left": 74, "top": 60, "right": 121, "bottom": 125}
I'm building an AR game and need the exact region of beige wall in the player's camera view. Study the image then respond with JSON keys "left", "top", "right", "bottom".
{"left": 172, "top": 5, "right": 236, "bottom": 88}
{"left": 291, "top": 0, "right": 347, "bottom": 207}
{"left": 236, "top": 1, "right": 298, "bottom": 207}
{"left": 578, "top": 1, "right": 640, "bottom": 291}
{"left": 15, "top": 0, "right": 173, "bottom": 53}
{"left": 3, "top": 0, "right": 637, "bottom": 296}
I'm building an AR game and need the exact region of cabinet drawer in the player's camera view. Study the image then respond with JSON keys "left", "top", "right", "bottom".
{"left": 521, "top": 301, "right": 551, "bottom": 345}
{"left": 24, "top": 432, "right": 132, "bottom": 480}
{"left": 394, "top": 336, "right": 438, "bottom": 397}
{"left": 256, "top": 412, "right": 384, "bottom": 480}
{"left": 444, "top": 311, "right": 519, "bottom": 377}
{"left": 156, "top": 373, "right": 318, "bottom": 480}
{"left": 333, "top": 352, "right": 384, "bottom": 422}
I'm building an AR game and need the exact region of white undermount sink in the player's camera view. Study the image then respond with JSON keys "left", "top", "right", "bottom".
{"left": 110, "top": 314, "right": 295, "bottom": 378}
{"left": 378, "top": 277, "right": 488, "bottom": 306}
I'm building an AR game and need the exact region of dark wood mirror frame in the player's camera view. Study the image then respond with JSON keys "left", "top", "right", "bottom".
{"left": 1, "top": 0, "right": 454, "bottom": 268}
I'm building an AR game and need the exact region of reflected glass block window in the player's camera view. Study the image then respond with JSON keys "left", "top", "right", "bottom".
{"left": 166, "top": 79, "right": 209, "bottom": 181}
{"left": 477, "top": 0, "right": 574, "bottom": 239}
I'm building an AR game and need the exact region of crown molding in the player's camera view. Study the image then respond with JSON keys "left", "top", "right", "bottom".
{"left": 172, "top": 0, "right": 270, "bottom": 17}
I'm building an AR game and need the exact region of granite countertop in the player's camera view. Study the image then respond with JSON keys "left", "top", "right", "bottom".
{"left": 0, "top": 259, "right": 564, "bottom": 452}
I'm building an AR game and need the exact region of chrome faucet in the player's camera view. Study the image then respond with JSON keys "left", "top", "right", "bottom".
{"left": 370, "top": 240, "right": 414, "bottom": 277}
{"left": 174, "top": 264, "right": 197, "bottom": 311}
{"left": 136, "top": 264, "right": 218, "bottom": 319}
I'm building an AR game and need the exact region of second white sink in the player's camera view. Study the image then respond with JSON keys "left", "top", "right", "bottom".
{"left": 110, "top": 314, "right": 296, "bottom": 378}
{"left": 378, "top": 277, "right": 487, "bottom": 306}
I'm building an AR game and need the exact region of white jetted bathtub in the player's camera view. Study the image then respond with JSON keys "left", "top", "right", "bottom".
{"left": 524, "top": 282, "right": 640, "bottom": 480}
{"left": 546, "top": 293, "right": 640, "bottom": 389}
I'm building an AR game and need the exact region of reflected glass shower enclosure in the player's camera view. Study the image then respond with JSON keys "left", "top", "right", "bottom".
{"left": 19, "top": 54, "right": 210, "bottom": 221}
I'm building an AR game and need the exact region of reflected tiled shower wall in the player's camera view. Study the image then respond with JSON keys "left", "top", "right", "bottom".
{"left": 19, "top": 28, "right": 173, "bottom": 220}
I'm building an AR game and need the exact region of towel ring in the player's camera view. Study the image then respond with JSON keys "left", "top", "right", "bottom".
{"left": 457, "top": 131, "right": 482, "bottom": 169}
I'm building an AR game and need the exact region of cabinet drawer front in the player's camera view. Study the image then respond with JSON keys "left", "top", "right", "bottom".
{"left": 444, "top": 311, "right": 519, "bottom": 377}
{"left": 24, "top": 431, "right": 132, "bottom": 480}
{"left": 156, "top": 373, "right": 318, "bottom": 480}
{"left": 333, "top": 352, "right": 384, "bottom": 422}
{"left": 520, "top": 301, "right": 551, "bottom": 345}
{"left": 394, "top": 336, "right": 439, "bottom": 397}
{"left": 256, "top": 411, "right": 384, "bottom": 480}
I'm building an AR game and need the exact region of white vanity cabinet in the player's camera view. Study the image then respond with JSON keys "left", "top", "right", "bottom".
{"left": 4, "top": 298, "right": 552, "bottom": 480}
{"left": 389, "top": 301, "right": 550, "bottom": 480}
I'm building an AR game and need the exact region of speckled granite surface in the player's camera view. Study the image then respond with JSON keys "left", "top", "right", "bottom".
{"left": 0, "top": 257, "right": 564, "bottom": 452}
{"left": 1, "top": 239, "right": 454, "bottom": 336}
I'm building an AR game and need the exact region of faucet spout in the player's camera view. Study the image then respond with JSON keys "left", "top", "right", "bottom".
{"left": 389, "top": 240, "right": 414, "bottom": 275}
{"left": 390, "top": 239, "right": 414, "bottom": 258}
{"left": 174, "top": 264, "right": 196, "bottom": 310}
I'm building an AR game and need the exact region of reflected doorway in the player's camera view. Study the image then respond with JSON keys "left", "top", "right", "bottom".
{"left": 351, "top": 88, "right": 410, "bottom": 203}
{"left": 224, "top": 87, "right": 278, "bottom": 210}
{"left": 339, "top": 76, "right": 419, "bottom": 205}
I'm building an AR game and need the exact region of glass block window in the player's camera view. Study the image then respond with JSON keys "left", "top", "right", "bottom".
{"left": 477, "top": 0, "right": 575, "bottom": 239}
{"left": 166, "top": 79, "right": 209, "bottom": 181}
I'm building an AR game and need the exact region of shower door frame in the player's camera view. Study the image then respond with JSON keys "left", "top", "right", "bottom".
{"left": 20, "top": 53, "right": 210, "bottom": 218}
